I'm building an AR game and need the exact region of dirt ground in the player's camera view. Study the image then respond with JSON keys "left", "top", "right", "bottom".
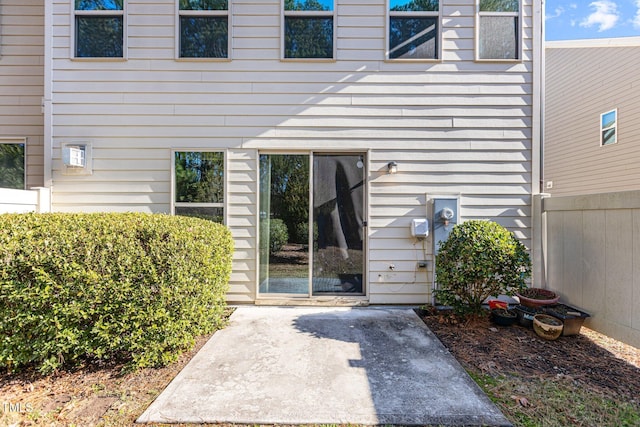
{"left": 420, "top": 310, "right": 640, "bottom": 410}
{"left": 1, "top": 309, "right": 639, "bottom": 426}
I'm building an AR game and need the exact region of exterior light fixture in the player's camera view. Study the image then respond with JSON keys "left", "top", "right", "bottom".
{"left": 387, "top": 161, "right": 398, "bottom": 174}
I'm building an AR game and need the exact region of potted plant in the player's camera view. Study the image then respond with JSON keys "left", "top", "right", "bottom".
{"left": 491, "top": 308, "right": 518, "bottom": 326}
{"left": 434, "top": 220, "right": 532, "bottom": 318}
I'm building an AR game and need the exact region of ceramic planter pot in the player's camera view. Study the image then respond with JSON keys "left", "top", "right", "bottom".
{"left": 516, "top": 288, "right": 560, "bottom": 308}
{"left": 533, "top": 313, "right": 563, "bottom": 340}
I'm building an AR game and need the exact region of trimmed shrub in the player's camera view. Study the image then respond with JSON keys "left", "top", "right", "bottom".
{"left": 434, "top": 220, "right": 531, "bottom": 316}
{"left": 0, "top": 212, "right": 233, "bottom": 374}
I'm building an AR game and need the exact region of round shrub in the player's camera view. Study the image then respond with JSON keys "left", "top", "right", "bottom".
{"left": 0, "top": 212, "right": 233, "bottom": 374}
{"left": 434, "top": 220, "right": 531, "bottom": 316}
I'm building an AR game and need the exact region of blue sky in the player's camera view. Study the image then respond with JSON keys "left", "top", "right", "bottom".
{"left": 546, "top": 0, "right": 640, "bottom": 40}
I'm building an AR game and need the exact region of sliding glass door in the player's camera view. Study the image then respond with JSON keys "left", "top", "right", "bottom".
{"left": 259, "top": 153, "right": 365, "bottom": 297}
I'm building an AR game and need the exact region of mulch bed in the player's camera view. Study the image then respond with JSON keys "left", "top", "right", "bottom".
{"left": 419, "top": 309, "right": 640, "bottom": 403}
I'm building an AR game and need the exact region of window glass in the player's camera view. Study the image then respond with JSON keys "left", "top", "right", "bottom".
{"left": 477, "top": 0, "right": 519, "bottom": 60}
{"left": 180, "top": 0, "right": 227, "bottom": 10}
{"left": 479, "top": 0, "right": 518, "bottom": 12}
{"left": 175, "top": 152, "right": 224, "bottom": 203}
{"left": 0, "top": 143, "right": 25, "bottom": 190}
{"left": 74, "top": 0, "right": 124, "bottom": 58}
{"left": 284, "top": 0, "right": 334, "bottom": 59}
{"left": 180, "top": 17, "right": 228, "bottom": 57}
{"left": 479, "top": 16, "right": 517, "bottom": 59}
{"left": 390, "top": 0, "right": 438, "bottom": 12}
{"left": 601, "top": 109, "right": 617, "bottom": 146}
{"left": 285, "top": 0, "right": 333, "bottom": 11}
{"left": 388, "top": 0, "right": 439, "bottom": 60}
{"left": 389, "top": 17, "right": 437, "bottom": 59}
{"left": 76, "top": 16, "right": 124, "bottom": 57}
{"left": 75, "top": 0, "right": 123, "bottom": 11}
{"left": 285, "top": 17, "right": 333, "bottom": 58}
{"left": 179, "top": 0, "right": 229, "bottom": 58}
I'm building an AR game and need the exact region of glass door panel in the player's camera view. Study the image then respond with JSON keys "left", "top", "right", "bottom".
{"left": 312, "top": 154, "right": 365, "bottom": 295}
{"left": 259, "top": 154, "right": 310, "bottom": 295}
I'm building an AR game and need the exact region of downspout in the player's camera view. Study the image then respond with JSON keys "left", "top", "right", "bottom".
{"left": 43, "top": 0, "right": 53, "bottom": 201}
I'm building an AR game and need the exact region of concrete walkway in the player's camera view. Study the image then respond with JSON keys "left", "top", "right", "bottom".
{"left": 137, "top": 306, "right": 511, "bottom": 426}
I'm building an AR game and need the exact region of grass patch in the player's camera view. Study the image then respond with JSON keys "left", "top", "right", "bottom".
{"left": 469, "top": 369, "right": 640, "bottom": 427}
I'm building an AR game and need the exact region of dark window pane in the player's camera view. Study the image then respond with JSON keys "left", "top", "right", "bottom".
{"left": 175, "top": 152, "right": 224, "bottom": 203}
{"left": 0, "top": 144, "right": 25, "bottom": 190}
{"left": 180, "top": 17, "right": 228, "bottom": 58}
{"left": 75, "top": 16, "right": 123, "bottom": 57}
{"left": 175, "top": 206, "right": 224, "bottom": 223}
{"left": 479, "top": 0, "right": 518, "bottom": 12}
{"left": 75, "top": 0, "right": 123, "bottom": 11}
{"left": 479, "top": 16, "right": 517, "bottom": 59}
{"left": 389, "top": 17, "right": 438, "bottom": 59}
{"left": 285, "top": 17, "right": 333, "bottom": 58}
{"left": 390, "top": 0, "right": 438, "bottom": 12}
{"left": 285, "top": 0, "right": 333, "bottom": 11}
{"left": 179, "top": 0, "right": 228, "bottom": 11}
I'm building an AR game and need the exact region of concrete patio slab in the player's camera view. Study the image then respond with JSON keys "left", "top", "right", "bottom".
{"left": 137, "top": 306, "right": 511, "bottom": 426}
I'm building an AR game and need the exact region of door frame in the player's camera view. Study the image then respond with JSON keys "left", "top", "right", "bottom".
{"left": 255, "top": 149, "right": 370, "bottom": 303}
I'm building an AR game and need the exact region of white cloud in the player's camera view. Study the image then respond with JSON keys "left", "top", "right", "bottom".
{"left": 634, "top": 0, "right": 640, "bottom": 29}
{"left": 546, "top": 6, "right": 565, "bottom": 20}
{"left": 580, "top": 1, "right": 620, "bottom": 32}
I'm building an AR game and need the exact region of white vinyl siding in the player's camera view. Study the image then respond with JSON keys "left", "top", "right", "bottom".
{"left": 49, "top": 0, "right": 539, "bottom": 304}
{"left": 0, "top": 0, "right": 45, "bottom": 188}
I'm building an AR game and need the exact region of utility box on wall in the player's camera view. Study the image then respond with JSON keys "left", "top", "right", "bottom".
{"left": 431, "top": 196, "right": 460, "bottom": 255}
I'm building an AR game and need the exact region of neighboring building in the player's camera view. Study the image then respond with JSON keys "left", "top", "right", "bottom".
{"left": 544, "top": 37, "right": 640, "bottom": 196}
{"left": 3, "top": 0, "right": 543, "bottom": 305}
{"left": 543, "top": 37, "right": 640, "bottom": 348}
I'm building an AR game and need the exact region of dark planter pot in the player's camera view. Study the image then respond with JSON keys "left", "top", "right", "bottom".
{"left": 543, "top": 304, "right": 591, "bottom": 336}
{"left": 514, "top": 304, "right": 542, "bottom": 328}
{"left": 491, "top": 308, "right": 518, "bottom": 326}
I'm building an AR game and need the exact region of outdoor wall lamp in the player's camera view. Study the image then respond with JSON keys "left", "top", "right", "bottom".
{"left": 387, "top": 161, "right": 398, "bottom": 174}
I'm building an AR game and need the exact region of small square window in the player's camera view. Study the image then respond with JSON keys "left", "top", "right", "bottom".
{"left": 388, "top": 0, "right": 439, "bottom": 60}
{"left": 477, "top": 0, "right": 520, "bottom": 60}
{"left": 600, "top": 109, "right": 617, "bottom": 146}
{"left": 0, "top": 141, "right": 25, "bottom": 190}
{"left": 179, "top": 0, "right": 229, "bottom": 58}
{"left": 74, "top": 0, "right": 125, "bottom": 58}
{"left": 283, "top": 0, "right": 335, "bottom": 59}
{"left": 174, "top": 151, "right": 225, "bottom": 223}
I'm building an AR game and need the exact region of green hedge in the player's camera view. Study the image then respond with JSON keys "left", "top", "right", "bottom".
{"left": 0, "top": 212, "right": 233, "bottom": 374}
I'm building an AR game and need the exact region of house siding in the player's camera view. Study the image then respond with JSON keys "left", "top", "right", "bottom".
{"left": 545, "top": 38, "right": 640, "bottom": 197}
{"left": 0, "top": 0, "right": 45, "bottom": 188}
{"left": 49, "top": 0, "right": 539, "bottom": 304}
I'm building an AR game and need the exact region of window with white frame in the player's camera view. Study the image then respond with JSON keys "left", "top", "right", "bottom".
{"left": 174, "top": 151, "right": 225, "bottom": 223}
{"left": 74, "top": 0, "right": 125, "bottom": 58}
{"left": 600, "top": 109, "right": 617, "bottom": 146}
{"left": 388, "top": 0, "right": 439, "bottom": 60}
{"left": 477, "top": 0, "right": 520, "bottom": 60}
{"left": 283, "top": 0, "right": 335, "bottom": 59}
{"left": 179, "top": 0, "right": 229, "bottom": 58}
{"left": 0, "top": 139, "right": 26, "bottom": 190}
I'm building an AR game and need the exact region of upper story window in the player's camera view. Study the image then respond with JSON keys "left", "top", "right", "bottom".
{"left": 0, "top": 139, "right": 26, "bottom": 190}
{"left": 179, "top": 0, "right": 229, "bottom": 59}
{"left": 477, "top": 0, "right": 520, "bottom": 60}
{"left": 74, "top": 0, "right": 125, "bottom": 58}
{"left": 283, "top": 0, "right": 335, "bottom": 59}
{"left": 388, "top": 0, "right": 440, "bottom": 60}
{"left": 600, "top": 109, "right": 617, "bottom": 146}
{"left": 174, "top": 151, "right": 225, "bottom": 224}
